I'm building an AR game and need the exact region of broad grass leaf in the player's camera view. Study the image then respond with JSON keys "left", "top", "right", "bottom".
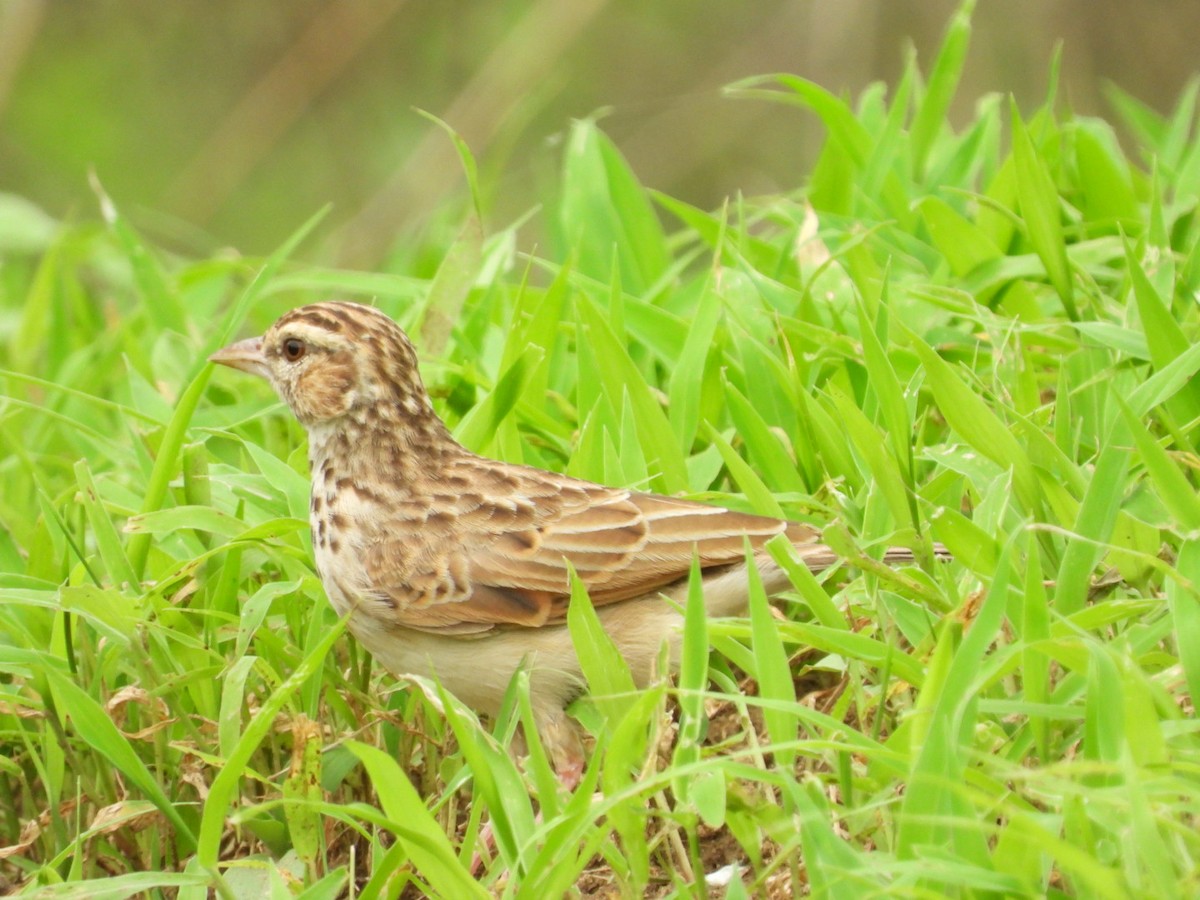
{"left": 652, "top": 192, "right": 779, "bottom": 270}
{"left": 1116, "top": 396, "right": 1200, "bottom": 532}
{"left": 725, "top": 75, "right": 870, "bottom": 167}
{"left": 667, "top": 281, "right": 722, "bottom": 450}
{"left": 124, "top": 505, "right": 247, "bottom": 539}
{"left": 918, "top": 195, "right": 1002, "bottom": 276}
{"left": 346, "top": 740, "right": 485, "bottom": 898}
{"left": 1021, "top": 551, "right": 1051, "bottom": 762}
{"left": 1010, "top": 103, "right": 1077, "bottom": 318}
{"left": 601, "top": 686, "right": 664, "bottom": 891}
{"left": 672, "top": 558, "right": 708, "bottom": 805}
{"left": 745, "top": 539, "right": 796, "bottom": 770}
{"left": 1169, "top": 541, "right": 1200, "bottom": 739}
{"left": 1072, "top": 120, "right": 1139, "bottom": 222}
{"left": 929, "top": 505, "right": 1000, "bottom": 577}
{"left": 57, "top": 585, "right": 140, "bottom": 645}
{"left": 911, "top": 0, "right": 974, "bottom": 178}
{"left": 1127, "top": 340, "right": 1200, "bottom": 418}
{"left": 783, "top": 621, "right": 925, "bottom": 689}
{"left": 13, "top": 871, "right": 212, "bottom": 900}
{"left": 703, "top": 427, "right": 785, "bottom": 519}
{"left": 454, "top": 345, "right": 542, "bottom": 453}
{"left": 1082, "top": 645, "right": 1123, "bottom": 779}
{"left": 1054, "top": 431, "right": 1131, "bottom": 616}
{"left": 1124, "top": 235, "right": 1200, "bottom": 423}
{"left": 559, "top": 120, "right": 668, "bottom": 294}
{"left": 766, "top": 534, "right": 847, "bottom": 630}
{"left": 576, "top": 297, "right": 687, "bottom": 493}
{"left": 567, "top": 566, "right": 637, "bottom": 717}
{"left": 906, "top": 327, "right": 1038, "bottom": 512}
{"left": 788, "top": 779, "right": 879, "bottom": 895}
{"left": 75, "top": 460, "right": 138, "bottom": 587}
{"left": 829, "top": 386, "right": 914, "bottom": 532}
{"left": 218, "top": 655, "right": 259, "bottom": 758}
{"left": 435, "top": 682, "right": 535, "bottom": 872}
{"left": 896, "top": 533, "right": 1013, "bottom": 866}
{"left": 722, "top": 380, "right": 806, "bottom": 494}
{"left": 282, "top": 715, "right": 323, "bottom": 873}
{"left": 855, "top": 290, "right": 914, "bottom": 484}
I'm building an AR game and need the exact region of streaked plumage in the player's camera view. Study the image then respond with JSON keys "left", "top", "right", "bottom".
{"left": 211, "top": 300, "right": 907, "bottom": 777}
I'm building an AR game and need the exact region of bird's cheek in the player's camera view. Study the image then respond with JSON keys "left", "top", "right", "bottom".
{"left": 294, "top": 365, "right": 356, "bottom": 423}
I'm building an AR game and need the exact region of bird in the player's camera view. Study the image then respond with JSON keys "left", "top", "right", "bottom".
{"left": 210, "top": 300, "right": 923, "bottom": 783}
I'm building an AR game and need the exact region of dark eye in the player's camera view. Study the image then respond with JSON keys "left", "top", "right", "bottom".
{"left": 283, "top": 338, "right": 306, "bottom": 362}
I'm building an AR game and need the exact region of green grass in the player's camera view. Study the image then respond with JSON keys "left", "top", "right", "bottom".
{"left": 4, "top": 7, "right": 1200, "bottom": 898}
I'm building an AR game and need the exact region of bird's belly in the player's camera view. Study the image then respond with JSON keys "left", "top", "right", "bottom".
{"left": 343, "top": 591, "right": 693, "bottom": 719}
{"left": 345, "top": 618, "right": 564, "bottom": 716}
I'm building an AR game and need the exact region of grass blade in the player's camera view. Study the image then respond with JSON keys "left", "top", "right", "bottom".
{"left": 1010, "top": 101, "right": 1078, "bottom": 318}
{"left": 346, "top": 740, "right": 486, "bottom": 898}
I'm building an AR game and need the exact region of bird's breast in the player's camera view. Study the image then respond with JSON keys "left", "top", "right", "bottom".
{"left": 309, "top": 464, "right": 381, "bottom": 612}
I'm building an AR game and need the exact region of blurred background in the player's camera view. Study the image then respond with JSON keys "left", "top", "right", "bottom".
{"left": 2, "top": 0, "right": 1197, "bottom": 269}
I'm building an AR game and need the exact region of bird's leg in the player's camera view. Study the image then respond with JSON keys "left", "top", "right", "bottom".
{"left": 471, "top": 706, "right": 587, "bottom": 873}
{"left": 540, "top": 706, "right": 587, "bottom": 792}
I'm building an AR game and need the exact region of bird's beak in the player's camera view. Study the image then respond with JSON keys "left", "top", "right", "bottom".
{"left": 209, "top": 337, "right": 269, "bottom": 379}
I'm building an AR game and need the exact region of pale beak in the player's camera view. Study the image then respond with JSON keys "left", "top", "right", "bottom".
{"left": 209, "top": 337, "right": 269, "bottom": 379}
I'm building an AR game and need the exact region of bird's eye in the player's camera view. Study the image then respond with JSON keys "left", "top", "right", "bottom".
{"left": 283, "top": 338, "right": 306, "bottom": 362}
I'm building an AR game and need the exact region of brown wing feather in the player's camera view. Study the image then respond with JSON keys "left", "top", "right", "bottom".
{"left": 363, "top": 458, "right": 820, "bottom": 633}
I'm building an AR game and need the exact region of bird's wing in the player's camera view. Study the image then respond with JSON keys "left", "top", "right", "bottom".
{"left": 362, "top": 462, "right": 820, "bottom": 633}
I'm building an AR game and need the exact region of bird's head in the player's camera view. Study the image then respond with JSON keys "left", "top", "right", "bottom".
{"left": 210, "top": 301, "right": 440, "bottom": 433}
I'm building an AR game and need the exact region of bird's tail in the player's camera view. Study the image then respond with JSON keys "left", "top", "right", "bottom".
{"left": 795, "top": 541, "right": 951, "bottom": 572}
